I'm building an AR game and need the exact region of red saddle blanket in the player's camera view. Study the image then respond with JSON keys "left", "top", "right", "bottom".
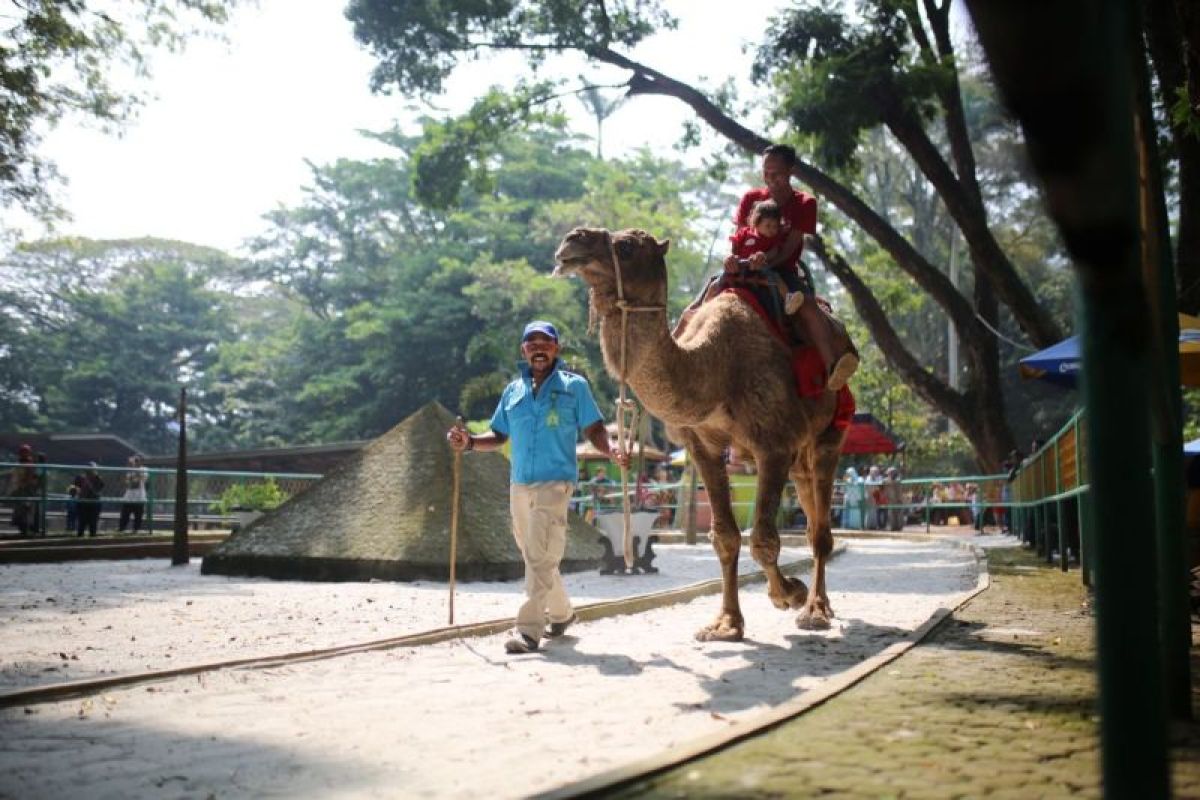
{"left": 722, "top": 288, "right": 855, "bottom": 431}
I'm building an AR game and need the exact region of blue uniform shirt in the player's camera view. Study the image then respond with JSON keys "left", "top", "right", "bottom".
{"left": 490, "top": 360, "right": 604, "bottom": 485}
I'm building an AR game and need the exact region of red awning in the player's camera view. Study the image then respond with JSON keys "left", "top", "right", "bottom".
{"left": 840, "top": 413, "right": 902, "bottom": 455}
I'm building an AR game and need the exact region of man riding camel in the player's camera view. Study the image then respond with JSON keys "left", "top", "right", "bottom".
{"left": 676, "top": 143, "right": 859, "bottom": 392}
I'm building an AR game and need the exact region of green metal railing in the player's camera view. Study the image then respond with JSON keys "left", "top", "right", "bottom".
{"left": 571, "top": 472, "right": 1021, "bottom": 535}
{"left": 0, "top": 462, "right": 323, "bottom": 536}
{"left": 1007, "top": 407, "right": 1092, "bottom": 579}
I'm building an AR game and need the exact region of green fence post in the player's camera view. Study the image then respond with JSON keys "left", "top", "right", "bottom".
{"left": 37, "top": 463, "right": 47, "bottom": 537}
{"left": 146, "top": 471, "right": 155, "bottom": 535}
{"left": 1054, "top": 444, "right": 1067, "bottom": 572}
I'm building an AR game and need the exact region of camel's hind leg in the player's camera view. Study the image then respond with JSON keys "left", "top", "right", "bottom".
{"left": 747, "top": 447, "right": 809, "bottom": 612}
{"left": 792, "top": 434, "right": 842, "bottom": 629}
{"left": 686, "top": 432, "right": 744, "bottom": 642}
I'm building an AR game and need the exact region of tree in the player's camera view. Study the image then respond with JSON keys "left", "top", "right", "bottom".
{"left": 345, "top": 0, "right": 1189, "bottom": 469}
{"left": 1143, "top": 0, "right": 1200, "bottom": 311}
{"left": 236, "top": 123, "right": 722, "bottom": 443}
{"left": 576, "top": 80, "right": 626, "bottom": 159}
{"left": 0, "top": 238, "right": 234, "bottom": 450}
{"left": 239, "top": 125, "right": 600, "bottom": 441}
{"left": 1, "top": 0, "right": 237, "bottom": 218}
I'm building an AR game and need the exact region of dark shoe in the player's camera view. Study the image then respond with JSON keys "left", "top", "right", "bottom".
{"left": 545, "top": 613, "right": 578, "bottom": 639}
{"left": 504, "top": 633, "right": 539, "bottom": 654}
{"left": 827, "top": 352, "right": 859, "bottom": 392}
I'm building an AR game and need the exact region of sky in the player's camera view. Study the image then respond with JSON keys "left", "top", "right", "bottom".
{"left": 19, "top": 0, "right": 781, "bottom": 255}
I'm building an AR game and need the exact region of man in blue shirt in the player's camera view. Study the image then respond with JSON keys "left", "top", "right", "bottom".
{"left": 447, "top": 320, "right": 626, "bottom": 654}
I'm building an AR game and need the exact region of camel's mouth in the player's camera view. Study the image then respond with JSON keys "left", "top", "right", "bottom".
{"left": 551, "top": 256, "right": 585, "bottom": 277}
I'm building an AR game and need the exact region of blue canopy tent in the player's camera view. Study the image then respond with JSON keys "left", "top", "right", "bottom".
{"left": 1020, "top": 313, "right": 1200, "bottom": 389}
{"left": 1018, "top": 336, "right": 1083, "bottom": 388}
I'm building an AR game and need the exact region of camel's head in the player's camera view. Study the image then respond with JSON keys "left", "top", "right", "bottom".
{"left": 553, "top": 227, "right": 670, "bottom": 309}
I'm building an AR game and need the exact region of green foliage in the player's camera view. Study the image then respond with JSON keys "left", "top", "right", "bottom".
{"left": 412, "top": 84, "right": 568, "bottom": 208}
{"left": 1171, "top": 86, "right": 1200, "bottom": 141}
{"left": 0, "top": 237, "right": 235, "bottom": 451}
{"left": 1, "top": 1, "right": 237, "bottom": 218}
{"left": 1185, "top": 389, "right": 1200, "bottom": 444}
{"left": 347, "top": 0, "right": 674, "bottom": 97}
{"left": 753, "top": 3, "right": 943, "bottom": 169}
{"left": 224, "top": 123, "right": 718, "bottom": 446}
{"left": 212, "top": 478, "right": 288, "bottom": 514}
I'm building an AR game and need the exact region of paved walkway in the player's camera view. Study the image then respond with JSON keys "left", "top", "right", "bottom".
{"left": 603, "top": 541, "right": 1200, "bottom": 799}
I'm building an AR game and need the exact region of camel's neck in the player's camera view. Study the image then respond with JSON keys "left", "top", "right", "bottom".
{"left": 597, "top": 306, "right": 720, "bottom": 427}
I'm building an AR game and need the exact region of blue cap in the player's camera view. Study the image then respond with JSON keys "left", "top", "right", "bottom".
{"left": 522, "top": 320, "right": 559, "bottom": 342}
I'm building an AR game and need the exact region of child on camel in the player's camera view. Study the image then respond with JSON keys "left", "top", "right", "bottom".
{"left": 726, "top": 198, "right": 807, "bottom": 320}
{"left": 673, "top": 199, "right": 806, "bottom": 339}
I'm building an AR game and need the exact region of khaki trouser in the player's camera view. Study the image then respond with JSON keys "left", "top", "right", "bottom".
{"left": 510, "top": 481, "right": 574, "bottom": 641}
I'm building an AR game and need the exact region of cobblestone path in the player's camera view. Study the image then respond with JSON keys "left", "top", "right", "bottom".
{"left": 606, "top": 544, "right": 1200, "bottom": 799}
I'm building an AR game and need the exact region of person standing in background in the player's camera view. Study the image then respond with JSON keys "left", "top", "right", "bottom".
{"left": 75, "top": 463, "right": 105, "bottom": 537}
{"left": 118, "top": 454, "right": 148, "bottom": 534}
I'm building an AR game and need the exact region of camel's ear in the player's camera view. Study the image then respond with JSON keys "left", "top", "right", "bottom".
{"left": 656, "top": 238, "right": 671, "bottom": 256}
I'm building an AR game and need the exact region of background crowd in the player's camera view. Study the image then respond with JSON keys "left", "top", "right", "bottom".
{"left": 3, "top": 447, "right": 149, "bottom": 538}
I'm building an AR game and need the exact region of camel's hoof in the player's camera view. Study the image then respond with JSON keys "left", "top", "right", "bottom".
{"left": 795, "top": 603, "right": 834, "bottom": 631}
{"left": 768, "top": 575, "right": 809, "bottom": 610}
{"left": 695, "top": 625, "right": 745, "bottom": 642}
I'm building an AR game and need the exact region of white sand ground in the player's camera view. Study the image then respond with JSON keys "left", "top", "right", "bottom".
{"left": 0, "top": 533, "right": 1012, "bottom": 800}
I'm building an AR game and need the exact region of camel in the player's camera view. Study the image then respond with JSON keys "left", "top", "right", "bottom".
{"left": 554, "top": 227, "right": 847, "bottom": 639}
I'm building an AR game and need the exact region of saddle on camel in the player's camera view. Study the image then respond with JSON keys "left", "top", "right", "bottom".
{"left": 678, "top": 262, "right": 860, "bottom": 400}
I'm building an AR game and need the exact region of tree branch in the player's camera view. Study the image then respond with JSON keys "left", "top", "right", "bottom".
{"left": 885, "top": 105, "right": 1064, "bottom": 346}
{"left": 590, "top": 45, "right": 982, "bottom": 345}
{"left": 808, "top": 233, "right": 968, "bottom": 419}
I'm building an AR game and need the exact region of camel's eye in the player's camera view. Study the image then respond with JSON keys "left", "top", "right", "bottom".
{"left": 615, "top": 239, "right": 636, "bottom": 258}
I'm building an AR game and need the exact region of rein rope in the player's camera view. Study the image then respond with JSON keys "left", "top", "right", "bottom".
{"left": 603, "top": 231, "right": 665, "bottom": 569}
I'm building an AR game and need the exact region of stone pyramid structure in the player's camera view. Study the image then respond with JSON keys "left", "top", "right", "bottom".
{"left": 202, "top": 402, "right": 602, "bottom": 582}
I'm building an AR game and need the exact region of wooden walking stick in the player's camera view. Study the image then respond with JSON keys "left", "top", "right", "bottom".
{"left": 449, "top": 415, "right": 465, "bottom": 625}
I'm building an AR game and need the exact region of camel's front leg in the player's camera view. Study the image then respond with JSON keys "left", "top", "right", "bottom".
{"left": 749, "top": 449, "right": 808, "bottom": 612}
{"left": 793, "top": 441, "right": 840, "bottom": 629}
{"left": 688, "top": 438, "right": 744, "bottom": 642}
{"left": 799, "top": 545, "right": 834, "bottom": 629}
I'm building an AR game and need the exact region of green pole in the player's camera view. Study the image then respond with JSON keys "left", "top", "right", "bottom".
{"left": 964, "top": 0, "right": 1170, "bottom": 795}
{"left": 1076, "top": 416, "right": 1091, "bottom": 587}
{"left": 37, "top": 462, "right": 47, "bottom": 537}
{"left": 146, "top": 471, "right": 155, "bottom": 535}
{"left": 1054, "top": 445, "right": 1067, "bottom": 572}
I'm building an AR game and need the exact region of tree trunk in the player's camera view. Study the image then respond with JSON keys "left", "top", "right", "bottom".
{"left": 809, "top": 235, "right": 1015, "bottom": 469}
{"left": 1144, "top": 0, "right": 1200, "bottom": 313}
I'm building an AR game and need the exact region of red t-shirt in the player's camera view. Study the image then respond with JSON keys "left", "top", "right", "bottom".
{"left": 734, "top": 187, "right": 817, "bottom": 275}
{"left": 729, "top": 226, "right": 781, "bottom": 259}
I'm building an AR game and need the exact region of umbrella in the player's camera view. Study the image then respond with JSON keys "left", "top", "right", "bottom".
{"left": 576, "top": 440, "right": 669, "bottom": 462}
{"left": 840, "top": 413, "right": 903, "bottom": 455}
{"left": 1019, "top": 313, "right": 1200, "bottom": 388}
{"left": 1018, "top": 336, "right": 1082, "bottom": 387}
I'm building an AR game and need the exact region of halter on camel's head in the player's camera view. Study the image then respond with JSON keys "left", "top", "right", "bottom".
{"left": 553, "top": 226, "right": 669, "bottom": 570}
{"left": 553, "top": 227, "right": 670, "bottom": 319}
